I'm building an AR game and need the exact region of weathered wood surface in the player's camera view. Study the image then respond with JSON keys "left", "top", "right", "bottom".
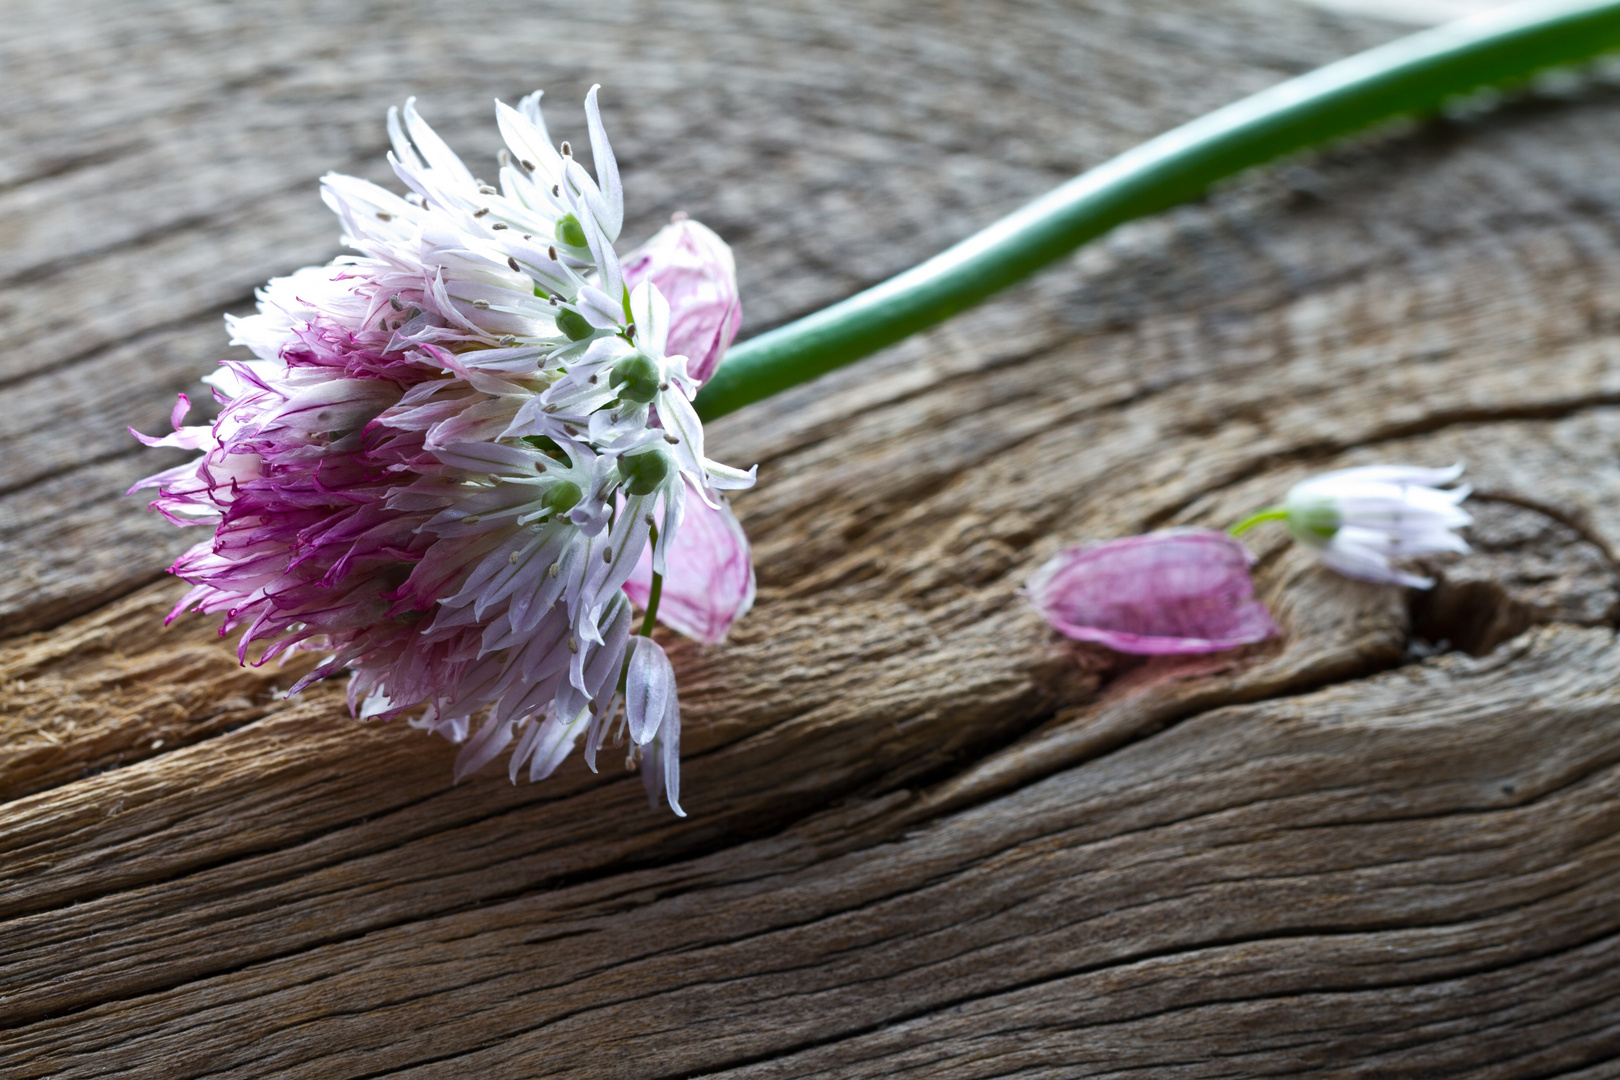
{"left": 6, "top": 0, "right": 1620, "bottom": 1075}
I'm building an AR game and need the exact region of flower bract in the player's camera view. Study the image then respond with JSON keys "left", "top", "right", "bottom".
{"left": 1024, "top": 529, "right": 1279, "bottom": 655}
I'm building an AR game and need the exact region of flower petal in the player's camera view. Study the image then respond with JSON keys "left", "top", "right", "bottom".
{"left": 621, "top": 216, "right": 742, "bottom": 384}
{"left": 624, "top": 634, "right": 675, "bottom": 745}
{"left": 1025, "top": 529, "right": 1279, "bottom": 655}
{"left": 624, "top": 487, "right": 755, "bottom": 644}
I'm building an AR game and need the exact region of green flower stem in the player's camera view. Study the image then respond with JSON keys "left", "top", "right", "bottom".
{"left": 1229, "top": 506, "right": 1290, "bottom": 537}
{"left": 693, "top": 0, "right": 1620, "bottom": 422}
{"left": 638, "top": 524, "right": 664, "bottom": 638}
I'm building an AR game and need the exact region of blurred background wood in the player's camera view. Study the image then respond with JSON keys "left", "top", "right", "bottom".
{"left": 5, "top": 0, "right": 1620, "bottom": 1075}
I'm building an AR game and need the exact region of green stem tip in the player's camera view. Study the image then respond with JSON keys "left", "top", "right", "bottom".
{"left": 692, "top": 0, "right": 1620, "bottom": 423}
{"left": 1229, "top": 506, "right": 1290, "bottom": 537}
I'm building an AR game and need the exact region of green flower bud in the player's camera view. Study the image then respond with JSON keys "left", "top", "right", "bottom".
{"left": 619, "top": 448, "right": 672, "bottom": 496}
{"left": 555, "top": 213, "right": 588, "bottom": 249}
{"left": 521, "top": 435, "right": 567, "bottom": 460}
{"left": 556, "top": 308, "right": 594, "bottom": 341}
{"left": 1286, "top": 498, "right": 1341, "bottom": 544}
{"left": 610, "top": 352, "right": 661, "bottom": 404}
{"left": 542, "top": 480, "right": 584, "bottom": 516}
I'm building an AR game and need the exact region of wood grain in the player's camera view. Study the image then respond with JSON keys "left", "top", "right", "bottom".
{"left": 4, "top": 0, "right": 1620, "bottom": 1075}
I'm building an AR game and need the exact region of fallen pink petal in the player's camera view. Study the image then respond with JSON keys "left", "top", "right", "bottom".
{"left": 1025, "top": 529, "right": 1279, "bottom": 655}
{"left": 625, "top": 484, "right": 756, "bottom": 644}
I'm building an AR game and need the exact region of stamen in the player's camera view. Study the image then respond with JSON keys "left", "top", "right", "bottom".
{"left": 472, "top": 299, "right": 490, "bottom": 310}
{"left": 548, "top": 562, "right": 560, "bottom": 578}
{"left": 389, "top": 295, "right": 404, "bottom": 311}
{"left": 507, "top": 256, "right": 522, "bottom": 272}
{"left": 474, "top": 207, "right": 490, "bottom": 218}
{"left": 491, "top": 222, "right": 508, "bottom": 230}
{"left": 521, "top": 159, "right": 536, "bottom": 172}
{"left": 376, "top": 211, "right": 393, "bottom": 221}
{"left": 560, "top": 141, "right": 571, "bottom": 157}
{"left": 548, "top": 245, "right": 558, "bottom": 261}
{"left": 664, "top": 434, "right": 679, "bottom": 444}
{"left": 566, "top": 636, "right": 579, "bottom": 653}
{"left": 479, "top": 184, "right": 498, "bottom": 195}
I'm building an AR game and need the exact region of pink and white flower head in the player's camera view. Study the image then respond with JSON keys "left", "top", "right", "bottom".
{"left": 1025, "top": 529, "right": 1279, "bottom": 655}
{"left": 1282, "top": 464, "right": 1471, "bottom": 589}
{"left": 132, "top": 87, "right": 755, "bottom": 815}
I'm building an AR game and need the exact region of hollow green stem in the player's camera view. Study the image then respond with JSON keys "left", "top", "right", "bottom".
{"left": 693, "top": 0, "right": 1620, "bottom": 422}
{"left": 1229, "top": 506, "right": 1290, "bottom": 537}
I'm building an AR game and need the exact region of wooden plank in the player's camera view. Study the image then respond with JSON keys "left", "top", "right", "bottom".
{"left": 5, "top": 0, "right": 1620, "bottom": 1075}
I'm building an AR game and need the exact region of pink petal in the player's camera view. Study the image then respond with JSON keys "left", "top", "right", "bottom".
{"left": 1025, "top": 529, "right": 1278, "bottom": 655}
{"left": 621, "top": 215, "right": 741, "bottom": 384}
{"left": 624, "top": 489, "right": 755, "bottom": 644}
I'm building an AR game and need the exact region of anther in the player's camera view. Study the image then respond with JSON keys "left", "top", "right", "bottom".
{"left": 376, "top": 211, "right": 393, "bottom": 221}
{"left": 552, "top": 184, "right": 561, "bottom": 197}
{"left": 472, "top": 299, "right": 490, "bottom": 310}
{"left": 602, "top": 548, "right": 612, "bottom": 563}
{"left": 548, "top": 245, "right": 558, "bottom": 261}
{"left": 625, "top": 322, "right": 636, "bottom": 339}
{"left": 474, "top": 207, "right": 490, "bottom": 218}
{"left": 521, "top": 159, "right": 536, "bottom": 172}
{"left": 479, "top": 184, "right": 498, "bottom": 195}
{"left": 659, "top": 382, "right": 670, "bottom": 391}
{"left": 548, "top": 562, "right": 560, "bottom": 578}
{"left": 560, "top": 141, "right": 571, "bottom": 156}
{"left": 645, "top": 514, "right": 656, "bottom": 526}
{"left": 588, "top": 374, "right": 598, "bottom": 384}
{"left": 567, "top": 636, "right": 579, "bottom": 653}
{"left": 507, "top": 256, "right": 522, "bottom": 272}
{"left": 510, "top": 550, "right": 521, "bottom": 564}
{"left": 389, "top": 295, "right": 404, "bottom": 311}
{"left": 664, "top": 434, "right": 679, "bottom": 444}
{"left": 523, "top": 233, "right": 532, "bottom": 241}
{"left": 491, "top": 222, "right": 508, "bottom": 230}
